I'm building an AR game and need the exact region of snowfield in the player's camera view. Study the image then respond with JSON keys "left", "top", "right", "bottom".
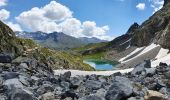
{"left": 119, "top": 43, "right": 170, "bottom": 67}
{"left": 54, "top": 44, "right": 170, "bottom": 76}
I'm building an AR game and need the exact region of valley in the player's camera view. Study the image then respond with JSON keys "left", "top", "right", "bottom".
{"left": 0, "top": 0, "right": 170, "bottom": 100}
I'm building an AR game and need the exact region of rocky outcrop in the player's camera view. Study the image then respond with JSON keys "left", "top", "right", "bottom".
{"left": 126, "top": 22, "right": 139, "bottom": 35}
{"left": 0, "top": 58, "right": 170, "bottom": 99}
{"left": 131, "top": 0, "right": 170, "bottom": 48}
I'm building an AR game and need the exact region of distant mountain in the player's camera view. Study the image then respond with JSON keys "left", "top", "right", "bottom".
{"left": 79, "top": 37, "right": 107, "bottom": 44}
{"left": 15, "top": 31, "right": 107, "bottom": 50}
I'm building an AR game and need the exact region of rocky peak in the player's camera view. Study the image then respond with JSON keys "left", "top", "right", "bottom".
{"left": 0, "top": 21, "right": 26, "bottom": 57}
{"left": 126, "top": 22, "right": 139, "bottom": 35}
{"left": 164, "top": 0, "right": 170, "bottom": 6}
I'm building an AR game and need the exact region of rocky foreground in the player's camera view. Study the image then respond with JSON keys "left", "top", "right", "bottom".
{"left": 0, "top": 54, "right": 169, "bottom": 100}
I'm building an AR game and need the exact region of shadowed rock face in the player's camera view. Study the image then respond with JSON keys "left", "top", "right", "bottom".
{"left": 164, "top": 0, "right": 170, "bottom": 6}
{"left": 131, "top": 0, "right": 170, "bottom": 48}
{"left": 126, "top": 22, "right": 139, "bottom": 35}
{"left": 0, "top": 21, "right": 23, "bottom": 57}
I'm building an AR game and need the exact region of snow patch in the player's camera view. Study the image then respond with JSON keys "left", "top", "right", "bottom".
{"left": 119, "top": 47, "right": 144, "bottom": 62}
{"left": 119, "top": 38, "right": 132, "bottom": 45}
{"left": 54, "top": 68, "right": 133, "bottom": 77}
{"left": 121, "top": 43, "right": 159, "bottom": 63}
{"left": 155, "top": 48, "right": 169, "bottom": 59}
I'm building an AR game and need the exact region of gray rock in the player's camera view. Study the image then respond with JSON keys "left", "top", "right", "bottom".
{"left": 96, "top": 88, "right": 106, "bottom": 98}
{"left": 164, "top": 71, "right": 170, "bottom": 79}
{"left": 4, "top": 78, "right": 23, "bottom": 90}
{"left": 54, "top": 85, "right": 64, "bottom": 96}
{"left": 131, "top": 60, "right": 151, "bottom": 75}
{"left": 10, "top": 89, "right": 35, "bottom": 100}
{"left": 85, "top": 80, "right": 102, "bottom": 90}
{"left": 0, "top": 76, "right": 4, "bottom": 87}
{"left": 60, "top": 81, "right": 70, "bottom": 91}
{"left": 37, "top": 84, "right": 54, "bottom": 95}
{"left": 0, "top": 95, "right": 7, "bottom": 100}
{"left": 19, "top": 75, "right": 30, "bottom": 86}
{"left": 63, "top": 71, "right": 71, "bottom": 79}
{"left": 144, "top": 60, "right": 151, "bottom": 68}
{"left": 79, "top": 95, "right": 103, "bottom": 100}
{"left": 105, "top": 77, "right": 133, "bottom": 100}
{"left": 131, "top": 64, "right": 145, "bottom": 75}
{"left": 0, "top": 54, "right": 12, "bottom": 63}
{"left": 70, "top": 77, "right": 83, "bottom": 87}
{"left": 41, "top": 92, "right": 55, "bottom": 100}
{"left": 145, "top": 68, "right": 156, "bottom": 77}
{"left": 159, "top": 87, "right": 167, "bottom": 94}
{"left": 2, "top": 72, "right": 20, "bottom": 80}
{"left": 19, "top": 63, "right": 29, "bottom": 69}
{"left": 127, "top": 97, "right": 144, "bottom": 100}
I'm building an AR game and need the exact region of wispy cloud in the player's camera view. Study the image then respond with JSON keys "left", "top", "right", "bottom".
{"left": 149, "top": 0, "right": 164, "bottom": 13}
{"left": 136, "top": 3, "right": 146, "bottom": 10}
{"left": 0, "top": 0, "right": 7, "bottom": 7}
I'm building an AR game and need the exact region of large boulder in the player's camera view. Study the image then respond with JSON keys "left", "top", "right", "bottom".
{"left": 79, "top": 95, "right": 103, "bottom": 100}
{"left": 105, "top": 76, "right": 133, "bottom": 100}
{"left": 85, "top": 80, "right": 102, "bottom": 90}
{"left": 41, "top": 92, "right": 55, "bottom": 100}
{"left": 0, "top": 54, "right": 12, "bottom": 63}
{"left": 10, "top": 89, "right": 35, "bottom": 100}
{"left": 144, "top": 90, "right": 165, "bottom": 100}
{"left": 131, "top": 60, "right": 151, "bottom": 75}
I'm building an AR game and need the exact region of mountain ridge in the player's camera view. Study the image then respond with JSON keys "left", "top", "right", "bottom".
{"left": 16, "top": 31, "right": 107, "bottom": 50}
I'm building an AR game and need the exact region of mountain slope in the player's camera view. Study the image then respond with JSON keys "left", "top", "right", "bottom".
{"left": 16, "top": 31, "right": 107, "bottom": 50}
{"left": 77, "top": 0, "right": 170, "bottom": 68}
{"left": 0, "top": 21, "right": 94, "bottom": 71}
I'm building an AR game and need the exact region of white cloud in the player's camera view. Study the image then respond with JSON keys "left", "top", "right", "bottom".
{"left": 43, "top": 1, "right": 72, "bottom": 21}
{"left": 6, "top": 22, "right": 23, "bottom": 31}
{"left": 16, "top": 0, "right": 110, "bottom": 40}
{"left": 149, "top": 0, "right": 164, "bottom": 13}
{"left": 0, "top": 0, "right": 7, "bottom": 7}
{"left": 136, "top": 3, "right": 146, "bottom": 10}
{"left": 0, "top": 9, "right": 10, "bottom": 20}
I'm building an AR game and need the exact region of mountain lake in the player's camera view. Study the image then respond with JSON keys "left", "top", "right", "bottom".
{"left": 83, "top": 59, "right": 119, "bottom": 71}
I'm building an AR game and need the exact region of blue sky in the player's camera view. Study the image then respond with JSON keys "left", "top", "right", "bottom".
{"left": 0, "top": 0, "right": 164, "bottom": 40}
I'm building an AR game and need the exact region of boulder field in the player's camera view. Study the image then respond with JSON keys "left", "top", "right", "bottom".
{"left": 0, "top": 54, "right": 169, "bottom": 100}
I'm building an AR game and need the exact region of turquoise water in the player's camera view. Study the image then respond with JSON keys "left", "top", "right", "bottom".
{"left": 83, "top": 59, "right": 119, "bottom": 70}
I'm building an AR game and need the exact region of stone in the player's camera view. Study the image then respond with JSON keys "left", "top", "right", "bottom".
{"left": 61, "top": 91, "right": 79, "bottom": 100}
{"left": 19, "top": 63, "right": 29, "bottom": 69}
{"left": 63, "top": 71, "right": 71, "bottom": 79}
{"left": 145, "top": 68, "right": 156, "bottom": 77}
{"left": 85, "top": 80, "right": 102, "bottom": 90}
{"left": 131, "top": 64, "right": 145, "bottom": 75}
{"left": 105, "top": 77, "right": 133, "bottom": 100}
{"left": 19, "top": 75, "right": 30, "bottom": 86}
{"left": 0, "top": 95, "right": 7, "bottom": 100}
{"left": 159, "top": 87, "right": 167, "bottom": 94}
{"left": 127, "top": 97, "right": 144, "bottom": 100}
{"left": 159, "top": 62, "right": 168, "bottom": 67}
{"left": 144, "top": 90, "right": 165, "bottom": 100}
{"left": 4, "top": 78, "right": 23, "bottom": 90}
{"left": 0, "top": 76, "right": 4, "bottom": 87}
{"left": 60, "top": 81, "right": 70, "bottom": 91}
{"left": 37, "top": 84, "right": 54, "bottom": 95}
{"left": 2, "top": 72, "right": 20, "bottom": 80}
{"left": 54, "top": 85, "right": 64, "bottom": 96}
{"left": 79, "top": 95, "right": 103, "bottom": 100}
{"left": 10, "top": 89, "right": 35, "bottom": 100}
{"left": 70, "top": 77, "right": 83, "bottom": 88}
{"left": 0, "top": 54, "right": 12, "bottom": 63}
{"left": 164, "top": 71, "right": 170, "bottom": 79}
{"left": 144, "top": 60, "right": 151, "bottom": 68}
{"left": 41, "top": 92, "right": 55, "bottom": 100}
